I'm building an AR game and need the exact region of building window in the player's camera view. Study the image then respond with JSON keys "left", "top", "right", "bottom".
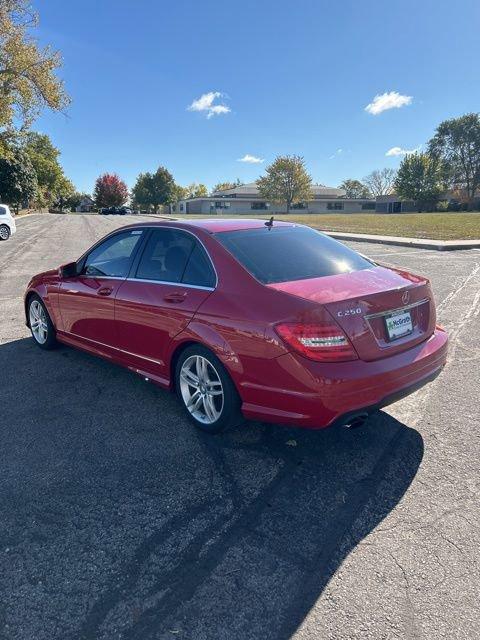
{"left": 171, "top": 205, "right": 176, "bottom": 212}
{"left": 327, "top": 202, "right": 344, "bottom": 210}
{"left": 291, "top": 202, "right": 307, "bottom": 210}
{"left": 214, "top": 201, "right": 231, "bottom": 209}
{"left": 179, "top": 204, "right": 184, "bottom": 212}
{"left": 361, "top": 202, "right": 375, "bottom": 210}
{"left": 251, "top": 202, "right": 268, "bottom": 210}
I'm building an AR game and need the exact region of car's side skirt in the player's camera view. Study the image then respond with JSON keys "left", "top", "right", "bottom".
{"left": 56, "top": 331, "right": 171, "bottom": 389}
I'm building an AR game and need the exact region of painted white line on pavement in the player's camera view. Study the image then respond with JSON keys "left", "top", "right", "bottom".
{"left": 367, "top": 250, "right": 440, "bottom": 258}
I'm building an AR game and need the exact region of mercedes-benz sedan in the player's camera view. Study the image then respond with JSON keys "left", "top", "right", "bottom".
{"left": 24, "top": 219, "right": 448, "bottom": 433}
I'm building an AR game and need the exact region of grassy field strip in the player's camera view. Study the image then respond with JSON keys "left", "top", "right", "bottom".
{"left": 175, "top": 213, "right": 480, "bottom": 241}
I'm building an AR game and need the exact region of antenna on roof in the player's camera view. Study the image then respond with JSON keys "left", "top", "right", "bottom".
{"left": 264, "top": 216, "right": 274, "bottom": 230}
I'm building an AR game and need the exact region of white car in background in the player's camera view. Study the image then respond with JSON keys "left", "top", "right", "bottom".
{"left": 0, "top": 204, "right": 16, "bottom": 240}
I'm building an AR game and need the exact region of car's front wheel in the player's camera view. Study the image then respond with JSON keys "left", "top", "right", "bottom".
{"left": 0, "top": 224, "right": 11, "bottom": 241}
{"left": 175, "top": 345, "right": 242, "bottom": 433}
{"left": 28, "top": 296, "right": 57, "bottom": 350}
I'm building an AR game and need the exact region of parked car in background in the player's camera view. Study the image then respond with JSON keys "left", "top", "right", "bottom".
{"left": 24, "top": 219, "right": 448, "bottom": 434}
{"left": 0, "top": 204, "right": 16, "bottom": 240}
{"left": 99, "top": 206, "right": 132, "bottom": 215}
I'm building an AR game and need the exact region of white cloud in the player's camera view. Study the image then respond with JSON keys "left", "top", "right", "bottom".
{"left": 329, "top": 148, "right": 343, "bottom": 159}
{"left": 365, "top": 91, "right": 412, "bottom": 115}
{"left": 187, "top": 91, "right": 231, "bottom": 119}
{"left": 386, "top": 145, "right": 419, "bottom": 156}
{"left": 237, "top": 154, "right": 264, "bottom": 164}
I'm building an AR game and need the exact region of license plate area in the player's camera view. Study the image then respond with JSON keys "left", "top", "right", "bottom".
{"left": 384, "top": 309, "right": 413, "bottom": 341}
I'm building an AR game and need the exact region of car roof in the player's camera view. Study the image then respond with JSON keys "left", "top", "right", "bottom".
{"left": 122, "top": 218, "right": 296, "bottom": 234}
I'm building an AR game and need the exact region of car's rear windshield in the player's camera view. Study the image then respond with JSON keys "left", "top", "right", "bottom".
{"left": 215, "top": 225, "right": 375, "bottom": 284}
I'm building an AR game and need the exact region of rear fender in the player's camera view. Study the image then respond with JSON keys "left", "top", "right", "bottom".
{"left": 169, "top": 321, "right": 244, "bottom": 374}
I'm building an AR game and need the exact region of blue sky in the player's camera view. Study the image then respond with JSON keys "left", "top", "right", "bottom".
{"left": 35, "top": 0, "right": 480, "bottom": 194}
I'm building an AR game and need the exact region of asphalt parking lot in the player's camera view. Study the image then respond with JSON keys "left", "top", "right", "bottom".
{"left": 0, "top": 213, "right": 479, "bottom": 640}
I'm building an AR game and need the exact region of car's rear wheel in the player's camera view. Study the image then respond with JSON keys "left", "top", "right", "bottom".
{"left": 175, "top": 345, "right": 242, "bottom": 433}
{"left": 28, "top": 296, "right": 57, "bottom": 350}
{"left": 0, "top": 224, "right": 10, "bottom": 240}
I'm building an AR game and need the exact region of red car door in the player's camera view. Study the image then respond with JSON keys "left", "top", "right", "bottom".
{"left": 58, "top": 229, "right": 145, "bottom": 348}
{"left": 114, "top": 228, "right": 216, "bottom": 381}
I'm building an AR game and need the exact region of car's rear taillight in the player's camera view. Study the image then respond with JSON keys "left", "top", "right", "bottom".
{"left": 275, "top": 322, "right": 358, "bottom": 362}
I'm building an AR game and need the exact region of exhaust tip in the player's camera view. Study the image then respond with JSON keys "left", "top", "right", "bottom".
{"left": 342, "top": 412, "right": 369, "bottom": 429}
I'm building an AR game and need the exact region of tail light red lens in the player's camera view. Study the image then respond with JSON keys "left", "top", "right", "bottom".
{"left": 275, "top": 322, "right": 358, "bottom": 362}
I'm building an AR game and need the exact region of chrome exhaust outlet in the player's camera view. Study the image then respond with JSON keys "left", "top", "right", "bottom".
{"left": 342, "top": 412, "right": 369, "bottom": 429}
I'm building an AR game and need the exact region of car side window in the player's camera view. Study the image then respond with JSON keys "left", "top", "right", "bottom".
{"left": 83, "top": 230, "right": 143, "bottom": 278}
{"left": 182, "top": 243, "right": 216, "bottom": 288}
{"left": 135, "top": 229, "right": 195, "bottom": 283}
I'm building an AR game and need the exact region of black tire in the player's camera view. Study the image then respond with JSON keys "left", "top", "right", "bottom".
{"left": 175, "top": 344, "right": 243, "bottom": 434}
{"left": 27, "top": 294, "right": 58, "bottom": 350}
{"left": 0, "top": 224, "right": 11, "bottom": 241}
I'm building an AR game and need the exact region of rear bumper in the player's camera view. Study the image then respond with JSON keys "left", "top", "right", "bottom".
{"left": 239, "top": 327, "right": 448, "bottom": 428}
{"left": 327, "top": 365, "right": 443, "bottom": 429}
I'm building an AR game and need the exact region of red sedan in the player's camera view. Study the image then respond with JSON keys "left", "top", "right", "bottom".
{"left": 24, "top": 219, "right": 448, "bottom": 433}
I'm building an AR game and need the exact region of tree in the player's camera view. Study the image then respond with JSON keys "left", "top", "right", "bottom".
{"left": 257, "top": 155, "right": 312, "bottom": 212}
{"left": 24, "top": 132, "right": 73, "bottom": 207}
{"left": 60, "top": 190, "right": 87, "bottom": 212}
{"left": 428, "top": 113, "right": 480, "bottom": 208}
{"left": 171, "top": 184, "right": 188, "bottom": 202}
{"left": 0, "top": 146, "right": 37, "bottom": 210}
{"left": 395, "top": 153, "right": 444, "bottom": 212}
{"left": 171, "top": 183, "right": 208, "bottom": 201}
{"left": 363, "top": 168, "right": 397, "bottom": 196}
{"left": 131, "top": 166, "right": 176, "bottom": 213}
{"left": 94, "top": 173, "right": 128, "bottom": 208}
{"left": 51, "top": 176, "right": 76, "bottom": 210}
{"left": 131, "top": 173, "right": 151, "bottom": 210}
{"left": 0, "top": 0, "right": 70, "bottom": 145}
{"left": 339, "top": 179, "right": 371, "bottom": 199}
{"left": 212, "top": 179, "right": 242, "bottom": 193}
{"left": 184, "top": 183, "right": 208, "bottom": 199}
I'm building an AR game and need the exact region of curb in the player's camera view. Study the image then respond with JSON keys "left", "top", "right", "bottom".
{"left": 14, "top": 212, "right": 41, "bottom": 219}
{"left": 323, "top": 231, "right": 480, "bottom": 251}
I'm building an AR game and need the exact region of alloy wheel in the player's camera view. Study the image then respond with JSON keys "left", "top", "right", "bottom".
{"left": 29, "top": 300, "right": 48, "bottom": 345}
{"left": 179, "top": 355, "right": 224, "bottom": 424}
{"left": 0, "top": 226, "right": 9, "bottom": 240}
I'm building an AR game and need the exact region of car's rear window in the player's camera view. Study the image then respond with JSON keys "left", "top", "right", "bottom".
{"left": 215, "top": 225, "right": 374, "bottom": 284}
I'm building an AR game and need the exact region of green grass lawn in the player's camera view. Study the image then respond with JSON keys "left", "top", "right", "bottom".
{"left": 177, "top": 212, "right": 480, "bottom": 241}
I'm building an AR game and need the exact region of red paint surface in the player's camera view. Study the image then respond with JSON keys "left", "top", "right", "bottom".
{"left": 25, "top": 220, "right": 448, "bottom": 429}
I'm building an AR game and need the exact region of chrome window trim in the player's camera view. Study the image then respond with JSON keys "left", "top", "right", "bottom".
{"left": 125, "top": 277, "right": 214, "bottom": 291}
{"left": 131, "top": 226, "right": 218, "bottom": 289}
{"left": 364, "top": 297, "right": 430, "bottom": 320}
{"left": 77, "top": 228, "right": 147, "bottom": 277}
{"left": 72, "top": 224, "right": 218, "bottom": 287}
{"left": 78, "top": 275, "right": 126, "bottom": 280}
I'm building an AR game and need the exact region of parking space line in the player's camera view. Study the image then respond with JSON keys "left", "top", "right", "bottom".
{"left": 366, "top": 250, "right": 441, "bottom": 258}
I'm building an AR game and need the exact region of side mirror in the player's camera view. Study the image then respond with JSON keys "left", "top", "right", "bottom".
{"left": 60, "top": 261, "right": 78, "bottom": 278}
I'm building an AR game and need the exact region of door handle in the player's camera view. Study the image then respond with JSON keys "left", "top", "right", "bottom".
{"left": 163, "top": 291, "right": 187, "bottom": 303}
{"left": 97, "top": 286, "right": 113, "bottom": 296}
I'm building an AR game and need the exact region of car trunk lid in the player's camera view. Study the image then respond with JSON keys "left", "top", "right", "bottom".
{"left": 267, "top": 266, "right": 436, "bottom": 361}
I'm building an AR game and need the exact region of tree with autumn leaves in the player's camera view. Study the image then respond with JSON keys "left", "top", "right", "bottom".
{"left": 0, "top": 0, "right": 76, "bottom": 209}
{"left": 0, "top": 0, "right": 69, "bottom": 153}
{"left": 93, "top": 173, "right": 129, "bottom": 208}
